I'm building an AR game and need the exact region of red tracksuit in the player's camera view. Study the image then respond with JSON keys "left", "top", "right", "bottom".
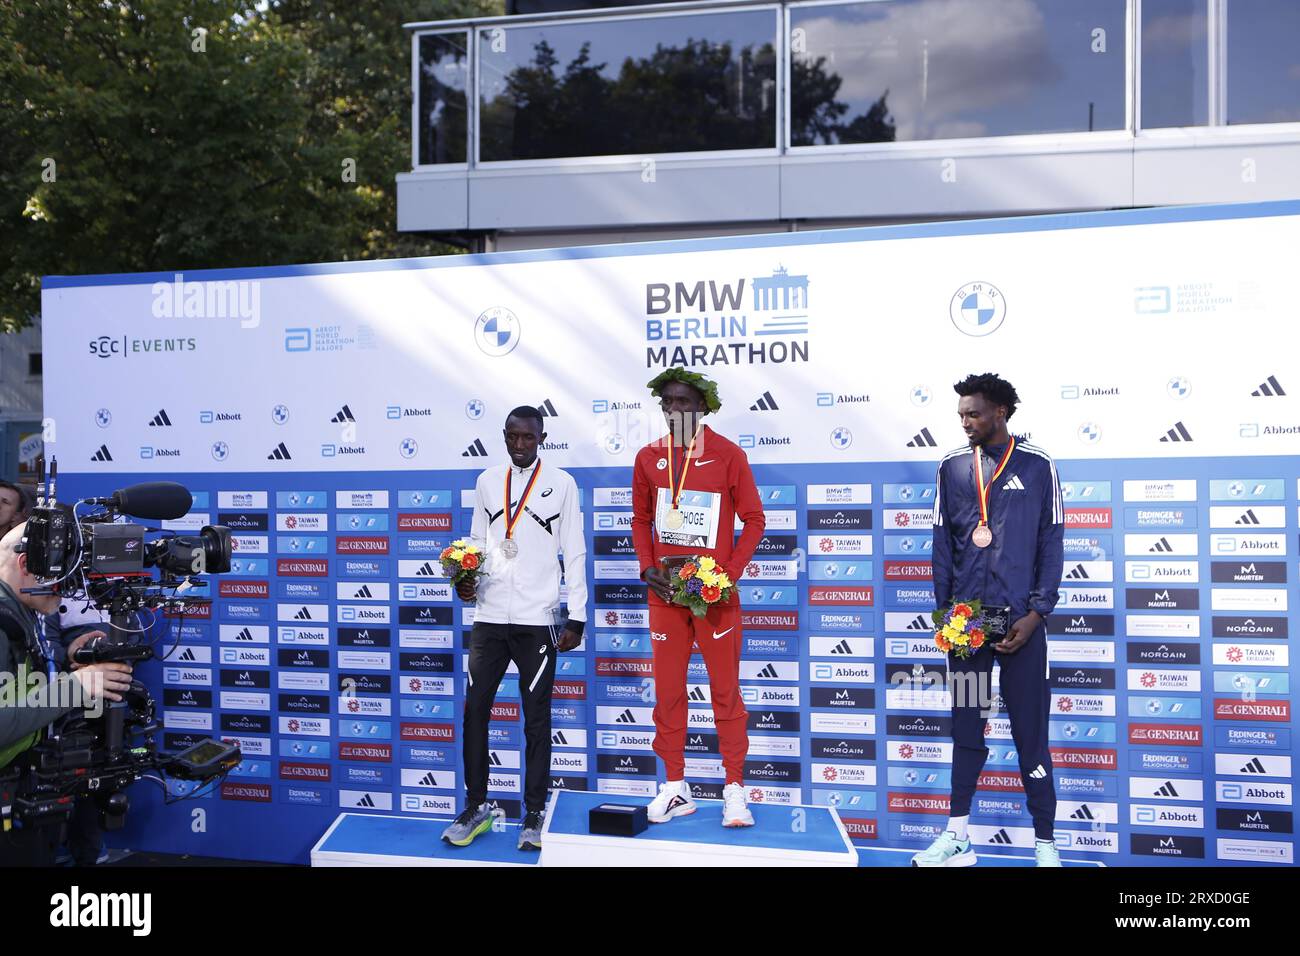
{"left": 631, "top": 425, "right": 766, "bottom": 784}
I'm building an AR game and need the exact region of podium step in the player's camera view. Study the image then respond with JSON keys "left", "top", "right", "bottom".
{"left": 311, "top": 813, "right": 541, "bottom": 867}
{"left": 540, "top": 790, "right": 858, "bottom": 867}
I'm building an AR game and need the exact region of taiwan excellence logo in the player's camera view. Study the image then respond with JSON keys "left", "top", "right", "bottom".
{"left": 475, "top": 307, "right": 521, "bottom": 357}
{"left": 949, "top": 282, "right": 1006, "bottom": 337}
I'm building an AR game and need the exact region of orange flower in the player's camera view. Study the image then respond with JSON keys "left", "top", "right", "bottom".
{"left": 440, "top": 547, "right": 454, "bottom": 561}
{"left": 970, "top": 631, "right": 984, "bottom": 649}
{"left": 954, "top": 603, "right": 973, "bottom": 618}
{"left": 461, "top": 553, "right": 479, "bottom": 571}
{"left": 679, "top": 563, "right": 697, "bottom": 579}
{"left": 701, "top": 585, "right": 721, "bottom": 602}
{"left": 935, "top": 633, "right": 952, "bottom": 651}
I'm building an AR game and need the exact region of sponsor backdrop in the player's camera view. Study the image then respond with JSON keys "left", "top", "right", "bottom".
{"left": 41, "top": 201, "right": 1298, "bottom": 865}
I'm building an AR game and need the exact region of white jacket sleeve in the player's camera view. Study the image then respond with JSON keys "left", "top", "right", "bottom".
{"left": 559, "top": 475, "right": 588, "bottom": 625}
{"left": 468, "top": 473, "right": 488, "bottom": 553}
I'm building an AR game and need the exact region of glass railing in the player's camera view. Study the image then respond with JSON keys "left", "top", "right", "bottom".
{"left": 409, "top": 0, "right": 1300, "bottom": 168}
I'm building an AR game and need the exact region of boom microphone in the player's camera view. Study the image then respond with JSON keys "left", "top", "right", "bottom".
{"left": 98, "top": 482, "right": 194, "bottom": 521}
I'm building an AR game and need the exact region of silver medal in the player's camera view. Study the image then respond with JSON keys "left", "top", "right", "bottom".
{"left": 501, "top": 538, "right": 519, "bottom": 559}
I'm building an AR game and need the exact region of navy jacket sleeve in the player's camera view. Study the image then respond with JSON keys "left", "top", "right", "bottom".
{"left": 931, "top": 459, "right": 954, "bottom": 612}
{"left": 1028, "top": 455, "right": 1065, "bottom": 618}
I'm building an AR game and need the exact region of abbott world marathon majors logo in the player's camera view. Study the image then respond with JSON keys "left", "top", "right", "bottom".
{"left": 644, "top": 266, "right": 810, "bottom": 368}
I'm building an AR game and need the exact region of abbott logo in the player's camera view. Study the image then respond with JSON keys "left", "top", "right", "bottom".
{"left": 50, "top": 886, "right": 151, "bottom": 935}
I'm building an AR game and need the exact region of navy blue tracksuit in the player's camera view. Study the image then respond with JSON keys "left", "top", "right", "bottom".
{"left": 933, "top": 438, "right": 1065, "bottom": 839}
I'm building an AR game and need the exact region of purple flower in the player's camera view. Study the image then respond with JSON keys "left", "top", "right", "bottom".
{"left": 686, "top": 576, "right": 704, "bottom": 595}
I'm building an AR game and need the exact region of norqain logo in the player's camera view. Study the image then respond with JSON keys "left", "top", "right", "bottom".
{"left": 50, "top": 886, "right": 151, "bottom": 935}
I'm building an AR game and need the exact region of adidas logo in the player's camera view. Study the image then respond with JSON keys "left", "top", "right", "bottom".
{"left": 1028, "top": 764, "right": 1047, "bottom": 780}
{"left": 355, "top": 793, "right": 376, "bottom": 808}
{"left": 1003, "top": 475, "right": 1025, "bottom": 491}
{"left": 537, "top": 399, "right": 558, "bottom": 417}
{"left": 236, "top": 627, "right": 254, "bottom": 642}
{"left": 353, "top": 585, "right": 373, "bottom": 598}
{"left": 1235, "top": 509, "right": 1261, "bottom": 526}
{"left": 418, "top": 772, "right": 438, "bottom": 787}
{"left": 1070, "top": 804, "right": 1096, "bottom": 821}
{"left": 414, "top": 562, "right": 437, "bottom": 576}
{"left": 267, "top": 442, "right": 292, "bottom": 460}
{"left": 750, "top": 391, "right": 779, "bottom": 412}
{"left": 178, "top": 648, "right": 196, "bottom": 661}
{"left": 294, "top": 607, "right": 313, "bottom": 620}
{"left": 688, "top": 687, "right": 707, "bottom": 702}
{"left": 463, "top": 438, "right": 488, "bottom": 458}
{"left": 906, "top": 427, "right": 937, "bottom": 448}
{"left": 552, "top": 731, "right": 569, "bottom": 745}
{"left": 990, "top": 828, "right": 1013, "bottom": 845}
{"left": 615, "top": 709, "right": 636, "bottom": 724}
{"left": 1251, "top": 375, "right": 1286, "bottom": 397}
{"left": 1065, "top": 564, "right": 1090, "bottom": 580}
{"left": 1240, "top": 757, "right": 1267, "bottom": 774}
{"left": 1148, "top": 537, "right": 1174, "bottom": 553}
{"left": 488, "top": 752, "right": 503, "bottom": 767}
{"left": 830, "top": 639, "right": 854, "bottom": 655}
{"left": 91, "top": 445, "right": 113, "bottom": 462}
{"left": 149, "top": 409, "right": 173, "bottom": 427}
{"left": 757, "top": 663, "right": 780, "bottom": 679}
{"left": 331, "top": 404, "right": 356, "bottom": 423}
{"left": 1154, "top": 781, "right": 1179, "bottom": 798}
{"left": 1159, "top": 421, "right": 1193, "bottom": 443}
{"left": 906, "top": 614, "right": 930, "bottom": 631}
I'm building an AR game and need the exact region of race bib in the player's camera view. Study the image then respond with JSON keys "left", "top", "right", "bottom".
{"left": 656, "top": 488, "right": 721, "bottom": 549}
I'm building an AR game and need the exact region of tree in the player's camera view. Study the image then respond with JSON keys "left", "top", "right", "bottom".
{"left": 0, "top": 0, "right": 498, "bottom": 331}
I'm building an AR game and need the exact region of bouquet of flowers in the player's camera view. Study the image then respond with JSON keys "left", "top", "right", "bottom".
{"left": 670, "top": 556, "right": 735, "bottom": 618}
{"left": 932, "top": 599, "right": 990, "bottom": 660}
{"left": 440, "top": 539, "right": 483, "bottom": 585}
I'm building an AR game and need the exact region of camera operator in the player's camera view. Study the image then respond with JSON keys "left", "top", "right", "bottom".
{"left": 0, "top": 521, "right": 133, "bottom": 865}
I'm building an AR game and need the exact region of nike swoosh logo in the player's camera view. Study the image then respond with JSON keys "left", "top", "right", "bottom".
{"left": 712, "top": 627, "right": 734, "bottom": 640}
{"left": 695, "top": 459, "right": 715, "bottom": 466}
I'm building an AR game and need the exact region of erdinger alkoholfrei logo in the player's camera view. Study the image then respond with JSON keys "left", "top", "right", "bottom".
{"left": 644, "top": 266, "right": 810, "bottom": 369}
{"left": 475, "top": 307, "right": 520, "bottom": 357}
{"left": 949, "top": 281, "right": 1006, "bottom": 337}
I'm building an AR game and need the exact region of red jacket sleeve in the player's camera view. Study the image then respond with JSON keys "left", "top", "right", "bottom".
{"left": 728, "top": 447, "right": 765, "bottom": 577}
{"left": 631, "top": 450, "right": 657, "bottom": 578}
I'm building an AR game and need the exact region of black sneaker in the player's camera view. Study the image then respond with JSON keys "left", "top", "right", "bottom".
{"left": 517, "top": 810, "right": 544, "bottom": 851}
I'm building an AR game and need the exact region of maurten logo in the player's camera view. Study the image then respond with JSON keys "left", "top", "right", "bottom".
{"left": 463, "top": 438, "right": 488, "bottom": 458}
{"left": 1159, "top": 421, "right": 1193, "bottom": 443}
{"left": 907, "top": 427, "right": 937, "bottom": 448}
{"left": 148, "top": 409, "right": 173, "bottom": 427}
{"left": 1251, "top": 375, "right": 1286, "bottom": 397}
{"left": 750, "top": 391, "right": 779, "bottom": 412}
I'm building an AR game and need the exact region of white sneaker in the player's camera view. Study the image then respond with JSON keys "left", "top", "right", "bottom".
{"left": 722, "top": 783, "right": 755, "bottom": 827}
{"left": 647, "top": 779, "right": 696, "bottom": 823}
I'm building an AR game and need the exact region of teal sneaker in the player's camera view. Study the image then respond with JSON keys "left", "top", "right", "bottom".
{"left": 911, "top": 831, "right": 977, "bottom": 867}
{"left": 1035, "top": 840, "right": 1063, "bottom": 867}
{"left": 441, "top": 803, "right": 494, "bottom": 847}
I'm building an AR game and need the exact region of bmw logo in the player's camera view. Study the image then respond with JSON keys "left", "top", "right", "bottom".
{"left": 1166, "top": 376, "right": 1191, "bottom": 399}
{"left": 605, "top": 434, "right": 625, "bottom": 455}
{"left": 211, "top": 441, "right": 229, "bottom": 462}
{"left": 95, "top": 408, "right": 112, "bottom": 428}
{"left": 1146, "top": 699, "right": 1162, "bottom": 715}
{"left": 1077, "top": 422, "right": 1102, "bottom": 444}
{"left": 272, "top": 404, "right": 290, "bottom": 425}
{"left": 475, "top": 307, "right": 521, "bottom": 357}
{"left": 830, "top": 427, "right": 853, "bottom": 449}
{"left": 904, "top": 770, "right": 918, "bottom": 785}
{"left": 949, "top": 282, "right": 1006, "bottom": 337}
{"left": 1063, "top": 723, "right": 1078, "bottom": 738}
{"left": 900, "top": 537, "right": 915, "bottom": 553}
{"left": 400, "top": 438, "right": 419, "bottom": 459}
{"left": 1228, "top": 481, "right": 1245, "bottom": 498}
{"left": 910, "top": 385, "right": 932, "bottom": 407}
{"left": 465, "top": 399, "right": 484, "bottom": 420}
{"left": 899, "top": 485, "right": 914, "bottom": 501}
{"left": 827, "top": 792, "right": 842, "bottom": 807}
{"left": 349, "top": 516, "right": 361, "bottom": 529}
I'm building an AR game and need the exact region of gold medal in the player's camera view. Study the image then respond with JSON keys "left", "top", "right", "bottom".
{"left": 662, "top": 424, "right": 703, "bottom": 533}
{"left": 664, "top": 508, "right": 685, "bottom": 530}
